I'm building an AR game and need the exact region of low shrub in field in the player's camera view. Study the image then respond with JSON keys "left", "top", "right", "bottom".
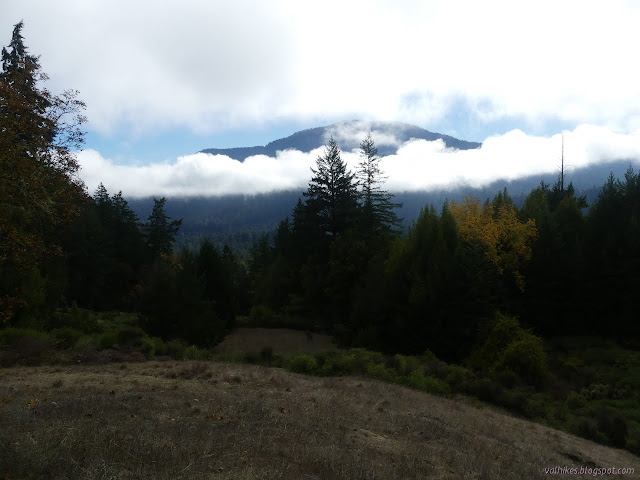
{"left": 393, "top": 354, "right": 421, "bottom": 377}
{"left": 405, "top": 369, "right": 452, "bottom": 396}
{"left": 52, "top": 303, "right": 100, "bottom": 333}
{"left": 183, "top": 345, "right": 211, "bottom": 361}
{"left": 166, "top": 339, "right": 187, "bottom": 359}
{"left": 50, "top": 327, "right": 84, "bottom": 349}
{"left": 366, "top": 363, "right": 400, "bottom": 383}
{"left": 0, "top": 328, "right": 51, "bottom": 365}
{"left": 287, "top": 354, "right": 319, "bottom": 374}
{"left": 148, "top": 336, "right": 169, "bottom": 356}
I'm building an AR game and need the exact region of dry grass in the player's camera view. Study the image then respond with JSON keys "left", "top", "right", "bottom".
{"left": 213, "top": 328, "right": 338, "bottom": 358}
{"left": 1, "top": 361, "right": 638, "bottom": 479}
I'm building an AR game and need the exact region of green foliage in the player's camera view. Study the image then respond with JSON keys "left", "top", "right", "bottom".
{"left": 183, "top": 345, "right": 211, "bottom": 361}
{"left": 469, "top": 312, "right": 549, "bottom": 386}
{"left": 144, "top": 197, "right": 182, "bottom": 257}
{"left": 496, "top": 334, "right": 548, "bottom": 385}
{"left": 405, "top": 369, "right": 452, "bottom": 396}
{"left": 54, "top": 303, "right": 100, "bottom": 333}
{"left": 287, "top": 354, "right": 319, "bottom": 374}
{"left": 50, "top": 327, "right": 83, "bottom": 349}
{"left": 0, "top": 327, "right": 49, "bottom": 347}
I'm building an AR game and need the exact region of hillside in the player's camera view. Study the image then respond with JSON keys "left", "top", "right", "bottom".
{"left": 126, "top": 159, "right": 634, "bottom": 254}
{"left": 199, "top": 120, "right": 482, "bottom": 160}
{"left": 1, "top": 361, "right": 638, "bottom": 479}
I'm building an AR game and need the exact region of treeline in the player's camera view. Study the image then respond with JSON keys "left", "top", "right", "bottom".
{"left": 247, "top": 142, "right": 640, "bottom": 362}
{"left": 0, "top": 22, "right": 243, "bottom": 343}
{"left": 3, "top": 20, "right": 640, "bottom": 361}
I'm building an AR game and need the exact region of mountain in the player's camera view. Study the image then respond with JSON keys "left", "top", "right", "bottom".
{"left": 199, "top": 120, "right": 481, "bottom": 161}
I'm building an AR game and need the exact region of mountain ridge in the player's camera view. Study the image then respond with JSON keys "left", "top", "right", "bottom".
{"left": 199, "top": 120, "right": 482, "bottom": 161}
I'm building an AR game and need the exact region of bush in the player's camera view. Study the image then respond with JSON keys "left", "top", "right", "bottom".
{"left": 319, "top": 352, "right": 358, "bottom": 376}
{"left": 98, "top": 331, "right": 118, "bottom": 350}
{"left": 565, "top": 391, "right": 586, "bottom": 410}
{"left": 287, "top": 354, "right": 319, "bottom": 374}
{"left": 366, "top": 363, "right": 400, "bottom": 383}
{"left": 0, "top": 328, "right": 48, "bottom": 347}
{"left": 405, "top": 369, "right": 451, "bottom": 396}
{"left": 248, "top": 305, "right": 278, "bottom": 326}
{"left": 149, "top": 336, "right": 169, "bottom": 356}
{"left": 183, "top": 345, "right": 210, "bottom": 361}
{"left": 497, "top": 334, "right": 549, "bottom": 386}
{"left": 444, "top": 365, "right": 472, "bottom": 387}
{"left": 0, "top": 328, "right": 51, "bottom": 365}
{"left": 116, "top": 325, "right": 146, "bottom": 348}
{"left": 166, "top": 339, "right": 187, "bottom": 359}
{"left": 50, "top": 327, "right": 83, "bottom": 349}
{"left": 53, "top": 303, "right": 100, "bottom": 333}
{"left": 393, "top": 354, "right": 421, "bottom": 377}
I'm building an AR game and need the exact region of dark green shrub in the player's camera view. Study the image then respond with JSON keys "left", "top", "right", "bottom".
{"left": 50, "top": 327, "right": 83, "bottom": 349}
{"left": 149, "top": 337, "right": 169, "bottom": 356}
{"left": 565, "top": 391, "right": 586, "bottom": 410}
{"left": 319, "top": 352, "right": 357, "bottom": 376}
{"left": 567, "top": 415, "right": 607, "bottom": 444}
{"left": 116, "top": 325, "right": 145, "bottom": 348}
{"left": 444, "top": 365, "right": 472, "bottom": 387}
{"left": 98, "top": 331, "right": 118, "bottom": 350}
{"left": 496, "top": 334, "right": 549, "bottom": 386}
{"left": 0, "top": 328, "right": 51, "bottom": 365}
{"left": 287, "top": 354, "right": 319, "bottom": 374}
{"left": 183, "top": 345, "right": 210, "bottom": 361}
{"left": 393, "top": 354, "right": 421, "bottom": 376}
{"left": 58, "top": 303, "right": 100, "bottom": 333}
{"left": 166, "top": 339, "right": 187, "bottom": 359}
{"left": 366, "top": 363, "right": 400, "bottom": 383}
{"left": 461, "top": 377, "right": 504, "bottom": 403}
{"left": 405, "top": 369, "right": 451, "bottom": 396}
{"left": 248, "top": 305, "right": 278, "bottom": 326}
{"left": 0, "top": 328, "right": 48, "bottom": 346}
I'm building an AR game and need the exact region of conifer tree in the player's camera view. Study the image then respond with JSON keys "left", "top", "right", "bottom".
{"left": 0, "top": 21, "right": 87, "bottom": 322}
{"left": 144, "top": 197, "right": 182, "bottom": 256}
{"left": 302, "top": 137, "right": 359, "bottom": 237}
{"left": 356, "top": 134, "right": 402, "bottom": 237}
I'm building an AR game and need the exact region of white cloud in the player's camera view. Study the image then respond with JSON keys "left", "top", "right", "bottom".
{"left": 4, "top": 0, "right": 640, "bottom": 139}
{"left": 77, "top": 125, "right": 640, "bottom": 197}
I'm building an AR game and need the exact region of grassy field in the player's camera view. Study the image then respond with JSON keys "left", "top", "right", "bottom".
{"left": 1, "top": 360, "right": 638, "bottom": 480}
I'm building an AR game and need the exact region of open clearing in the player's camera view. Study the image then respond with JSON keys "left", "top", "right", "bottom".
{"left": 213, "top": 327, "right": 338, "bottom": 358}
{"left": 1, "top": 361, "right": 638, "bottom": 479}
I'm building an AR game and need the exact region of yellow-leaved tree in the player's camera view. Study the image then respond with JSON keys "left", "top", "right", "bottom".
{"left": 450, "top": 195, "right": 537, "bottom": 291}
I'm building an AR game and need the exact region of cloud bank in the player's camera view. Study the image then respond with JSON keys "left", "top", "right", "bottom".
{"left": 78, "top": 125, "right": 640, "bottom": 198}
{"left": 4, "top": 1, "right": 640, "bottom": 140}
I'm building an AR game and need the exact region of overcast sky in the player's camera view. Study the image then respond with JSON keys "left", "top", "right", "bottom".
{"left": 4, "top": 1, "right": 640, "bottom": 196}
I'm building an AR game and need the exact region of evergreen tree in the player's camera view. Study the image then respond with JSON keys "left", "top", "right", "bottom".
{"left": 302, "top": 138, "right": 359, "bottom": 238}
{"left": 0, "top": 21, "right": 87, "bottom": 323}
{"left": 144, "top": 197, "right": 182, "bottom": 256}
{"left": 356, "top": 134, "right": 402, "bottom": 237}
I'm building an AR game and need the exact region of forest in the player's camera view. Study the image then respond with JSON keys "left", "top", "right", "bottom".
{"left": 2, "top": 22, "right": 640, "bottom": 456}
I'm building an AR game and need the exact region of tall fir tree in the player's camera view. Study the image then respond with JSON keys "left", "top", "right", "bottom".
{"left": 0, "top": 21, "right": 87, "bottom": 323}
{"left": 301, "top": 137, "right": 359, "bottom": 238}
{"left": 356, "top": 134, "right": 402, "bottom": 238}
{"left": 144, "top": 197, "right": 182, "bottom": 256}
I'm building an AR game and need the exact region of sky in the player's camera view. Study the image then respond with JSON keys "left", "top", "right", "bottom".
{"left": 4, "top": 0, "right": 640, "bottom": 197}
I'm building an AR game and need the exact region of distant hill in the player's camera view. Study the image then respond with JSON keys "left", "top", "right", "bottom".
{"left": 127, "top": 160, "right": 638, "bottom": 256}
{"left": 200, "top": 120, "right": 481, "bottom": 161}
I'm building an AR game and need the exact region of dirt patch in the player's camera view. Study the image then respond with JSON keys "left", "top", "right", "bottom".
{"left": 214, "top": 327, "right": 339, "bottom": 358}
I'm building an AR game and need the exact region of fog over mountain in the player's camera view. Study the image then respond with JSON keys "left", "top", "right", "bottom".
{"left": 200, "top": 121, "right": 481, "bottom": 161}
{"left": 108, "top": 121, "right": 640, "bottom": 253}
{"left": 79, "top": 122, "right": 640, "bottom": 200}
